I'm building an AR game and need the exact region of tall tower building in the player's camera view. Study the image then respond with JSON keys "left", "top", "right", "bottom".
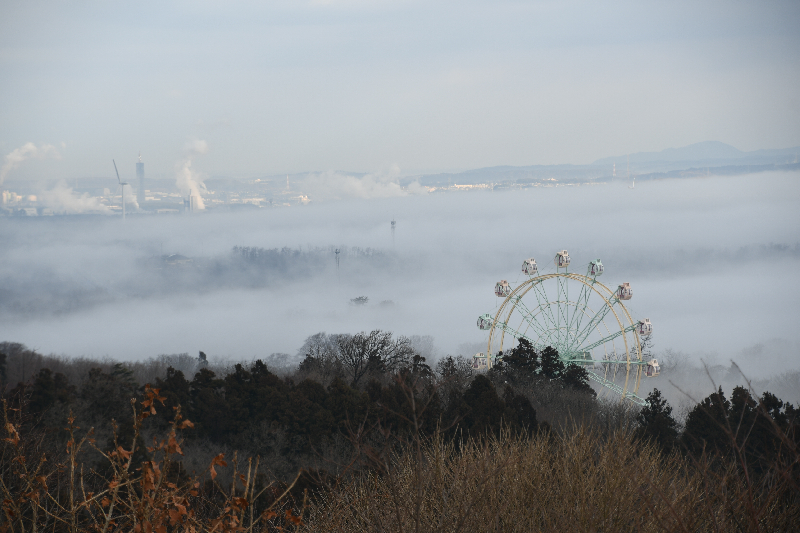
{"left": 136, "top": 153, "right": 145, "bottom": 206}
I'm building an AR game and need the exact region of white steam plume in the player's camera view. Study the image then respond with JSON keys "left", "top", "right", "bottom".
{"left": 1, "top": 142, "right": 62, "bottom": 185}
{"left": 121, "top": 183, "right": 140, "bottom": 210}
{"left": 301, "top": 166, "right": 426, "bottom": 201}
{"left": 38, "top": 181, "right": 110, "bottom": 214}
{"left": 175, "top": 139, "right": 208, "bottom": 209}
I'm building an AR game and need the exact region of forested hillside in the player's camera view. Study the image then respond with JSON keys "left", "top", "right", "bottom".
{"left": 1, "top": 335, "right": 798, "bottom": 531}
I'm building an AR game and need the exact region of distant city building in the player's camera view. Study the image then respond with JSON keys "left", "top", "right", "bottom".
{"left": 136, "top": 153, "right": 145, "bottom": 206}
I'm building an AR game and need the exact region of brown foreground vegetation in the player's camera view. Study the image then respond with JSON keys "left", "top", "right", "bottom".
{"left": 3, "top": 387, "right": 799, "bottom": 533}
{"left": 2, "top": 387, "right": 307, "bottom": 533}
{"left": 1, "top": 337, "right": 799, "bottom": 532}
{"left": 309, "top": 426, "right": 799, "bottom": 532}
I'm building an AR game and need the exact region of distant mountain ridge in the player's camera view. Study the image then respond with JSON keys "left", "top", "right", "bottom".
{"left": 414, "top": 141, "right": 799, "bottom": 187}
{"left": 593, "top": 141, "right": 797, "bottom": 166}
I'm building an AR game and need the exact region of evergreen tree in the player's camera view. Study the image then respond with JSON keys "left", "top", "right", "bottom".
{"left": 500, "top": 339, "right": 540, "bottom": 379}
{"left": 681, "top": 385, "right": 799, "bottom": 470}
{"left": 455, "top": 375, "right": 507, "bottom": 436}
{"left": 27, "top": 368, "right": 75, "bottom": 416}
{"left": 539, "top": 346, "right": 565, "bottom": 381}
{"left": 325, "top": 377, "right": 370, "bottom": 429}
{"left": 406, "top": 354, "right": 433, "bottom": 380}
{"left": 80, "top": 367, "right": 139, "bottom": 423}
{"left": 154, "top": 367, "right": 192, "bottom": 425}
{"left": 636, "top": 388, "right": 678, "bottom": 453}
{"left": 435, "top": 356, "right": 459, "bottom": 379}
{"left": 681, "top": 386, "right": 731, "bottom": 457}
{"left": 728, "top": 387, "right": 794, "bottom": 474}
{"left": 284, "top": 379, "right": 335, "bottom": 448}
{"left": 561, "top": 363, "right": 595, "bottom": 396}
{"left": 502, "top": 386, "right": 538, "bottom": 434}
{"left": 499, "top": 343, "right": 592, "bottom": 394}
{"left": 189, "top": 368, "right": 230, "bottom": 441}
{"left": 435, "top": 355, "right": 472, "bottom": 408}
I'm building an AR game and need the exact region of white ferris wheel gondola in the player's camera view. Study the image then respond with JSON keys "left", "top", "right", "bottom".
{"left": 555, "top": 250, "right": 571, "bottom": 269}
{"left": 522, "top": 258, "right": 538, "bottom": 276}
{"left": 617, "top": 282, "right": 633, "bottom": 300}
{"left": 645, "top": 358, "right": 660, "bottom": 377}
{"left": 471, "top": 353, "right": 490, "bottom": 370}
{"left": 589, "top": 259, "right": 604, "bottom": 276}
{"left": 495, "top": 280, "right": 512, "bottom": 297}
{"left": 477, "top": 313, "right": 494, "bottom": 330}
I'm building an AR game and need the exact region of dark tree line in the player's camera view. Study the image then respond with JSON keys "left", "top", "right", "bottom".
{"left": 2, "top": 333, "right": 798, "bottom": 485}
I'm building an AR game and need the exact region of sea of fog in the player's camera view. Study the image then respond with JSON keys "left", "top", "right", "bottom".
{"left": 2, "top": 171, "right": 799, "bottom": 403}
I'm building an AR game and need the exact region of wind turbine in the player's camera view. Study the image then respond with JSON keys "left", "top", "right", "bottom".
{"left": 113, "top": 159, "right": 128, "bottom": 220}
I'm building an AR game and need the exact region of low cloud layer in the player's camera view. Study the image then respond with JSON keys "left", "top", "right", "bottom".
{"left": 1, "top": 172, "right": 798, "bottom": 407}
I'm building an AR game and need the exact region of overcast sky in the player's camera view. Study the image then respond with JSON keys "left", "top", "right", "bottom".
{"left": 1, "top": 0, "right": 799, "bottom": 180}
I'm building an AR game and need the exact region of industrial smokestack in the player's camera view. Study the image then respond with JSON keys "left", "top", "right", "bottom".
{"left": 136, "top": 153, "right": 145, "bottom": 206}
{"left": 189, "top": 194, "right": 201, "bottom": 213}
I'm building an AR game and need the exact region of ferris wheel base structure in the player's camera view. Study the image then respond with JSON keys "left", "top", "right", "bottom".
{"left": 475, "top": 251, "right": 659, "bottom": 406}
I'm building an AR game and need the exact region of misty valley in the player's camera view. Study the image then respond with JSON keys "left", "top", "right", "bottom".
{"left": 2, "top": 172, "right": 799, "bottom": 531}
{"left": 3, "top": 0, "right": 800, "bottom": 528}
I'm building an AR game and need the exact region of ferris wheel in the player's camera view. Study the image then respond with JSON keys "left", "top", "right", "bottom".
{"left": 474, "top": 251, "right": 659, "bottom": 405}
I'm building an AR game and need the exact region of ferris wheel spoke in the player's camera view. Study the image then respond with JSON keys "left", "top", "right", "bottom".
{"left": 564, "top": 281, "right": 586, "bottom": 335}
{"left": 579, "top": 323, "right": 637, "bottom": 353}
{"left": 571, "top": 299, "right": 618, "bottom": 350}
{"left": 533, "top": 282, "right": 558, "bottom": 331}
{"left": 519, "top": 312, "right": 561, "bottom": 351}
{"left": 493, "top": 320, "right": 538, "bottom": 348}
{"left": 566, "top": 281, "right": 592, "bottom": 344}
{"left": 511, "top": 296, "right": 553, "bottom": 344}
{"left": 565, "top": 355, "right": 647, "bottom": 365}
{"left": 532, "top": 320, "right": 563, "bottom": 352}
{"left": 585, "top": 371, "right": 646, "bottom": 406}
{"left": 530, "top": 280, "right": 561, "bottom": 344}
{"left": 556, "top": 276, "right": 570, "bottom": 342}
{"left": 527, "top": 281, "right": 556, "bottom": 335}
{"left": 555, "top": 276, "right": 564, "bottom": 340}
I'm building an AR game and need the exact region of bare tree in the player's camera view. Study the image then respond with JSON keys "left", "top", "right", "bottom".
{"left": 296, "top": 332, "right": 344, "bottom": 384}
{"left": 336, "top": 330, "right": 415, "bottom": 387}
{"left": 298, "top": 332, "right": 339, "bottom": 361}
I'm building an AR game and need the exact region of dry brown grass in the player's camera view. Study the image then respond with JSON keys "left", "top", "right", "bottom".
{"left": 306, "top": 426, "right": 799, "bottom": 533}
{"left": 2, "top": 380, "right": 798, "bottom": 532}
